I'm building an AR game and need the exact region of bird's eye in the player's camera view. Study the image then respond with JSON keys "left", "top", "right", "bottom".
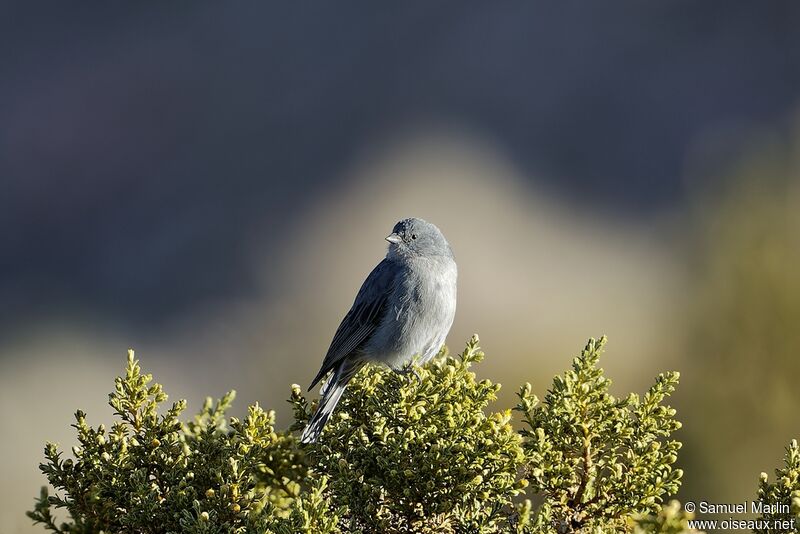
{"left": 411, "top": 233, "right": 417, "bottom": 240}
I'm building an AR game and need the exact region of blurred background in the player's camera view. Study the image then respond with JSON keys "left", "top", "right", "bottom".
{"left": 2, "top": 2, "right": 800, "bottom": 532}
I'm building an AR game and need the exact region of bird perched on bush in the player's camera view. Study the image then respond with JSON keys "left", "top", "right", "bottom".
{"left": 300, "top": 217, "right": 457, "bottom": 443}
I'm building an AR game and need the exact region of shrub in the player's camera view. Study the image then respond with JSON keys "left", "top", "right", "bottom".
{"left": 26, "top": 351, "right": 331, "bottom": 534}
{"left": 28, "top": 336, "right": 704, "bottom": 533}
{"left": 515, "top": 337, "right": 683, "bottom": 532}
{"left": 753, "top": 439, "right": 800, "bottom": 534}
{"left": 289, "top": 335, "right": 525, "bottom": 533}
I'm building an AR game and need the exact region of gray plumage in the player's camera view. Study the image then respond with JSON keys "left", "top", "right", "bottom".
{"left": 300, "top": 217, "right": 457, "bottom": 443}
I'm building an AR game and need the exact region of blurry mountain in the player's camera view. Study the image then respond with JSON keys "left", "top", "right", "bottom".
{"left": 1, "top": 1, "right": 800, "bottom": 334}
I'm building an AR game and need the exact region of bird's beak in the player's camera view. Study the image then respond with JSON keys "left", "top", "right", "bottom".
{"left": 385, "top": 233, "right": 402, "bottom": 244}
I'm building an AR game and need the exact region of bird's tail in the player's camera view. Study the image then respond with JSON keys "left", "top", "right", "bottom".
{"left": 300, "top": 360, "right": 362, "bottom": 444}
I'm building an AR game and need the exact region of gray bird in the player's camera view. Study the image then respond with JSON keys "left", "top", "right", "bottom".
{"left": 300, "top": 217, "right": 457, "bottom": 444}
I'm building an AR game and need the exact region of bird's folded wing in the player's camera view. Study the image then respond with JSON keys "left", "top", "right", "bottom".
{"left": 308, "top": 258, "right": 398, "bottom": 390}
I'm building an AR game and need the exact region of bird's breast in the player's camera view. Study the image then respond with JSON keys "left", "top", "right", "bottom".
{"left": 366, "top": 256, "right": 457, "bottom": 368}
{"left": 402, "top": 256, "right": 456, "bottom": 313}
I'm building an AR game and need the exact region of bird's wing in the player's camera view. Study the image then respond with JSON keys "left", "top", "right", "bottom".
{"left": 308, "top": 258, "right": 398, "bottom": 391}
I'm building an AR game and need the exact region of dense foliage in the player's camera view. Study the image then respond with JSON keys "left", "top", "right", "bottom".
{"left": 515, "top": 338, "right": 683, "bottom": 532}
{"left": 27, "top": 335, "right": 747, "bottom": 533}
{"left": 289, "top": 336, "right": 525, "bottom": 532}
{"left": 753, "top": 439, "right": 800, "bottom": 534}
{"left": 27, "top": 351, "right": 334, "bottom": 534}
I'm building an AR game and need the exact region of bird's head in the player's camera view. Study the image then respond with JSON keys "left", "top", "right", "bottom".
{"left": 385, "top": 217, "right": 453, "bottom": 260}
